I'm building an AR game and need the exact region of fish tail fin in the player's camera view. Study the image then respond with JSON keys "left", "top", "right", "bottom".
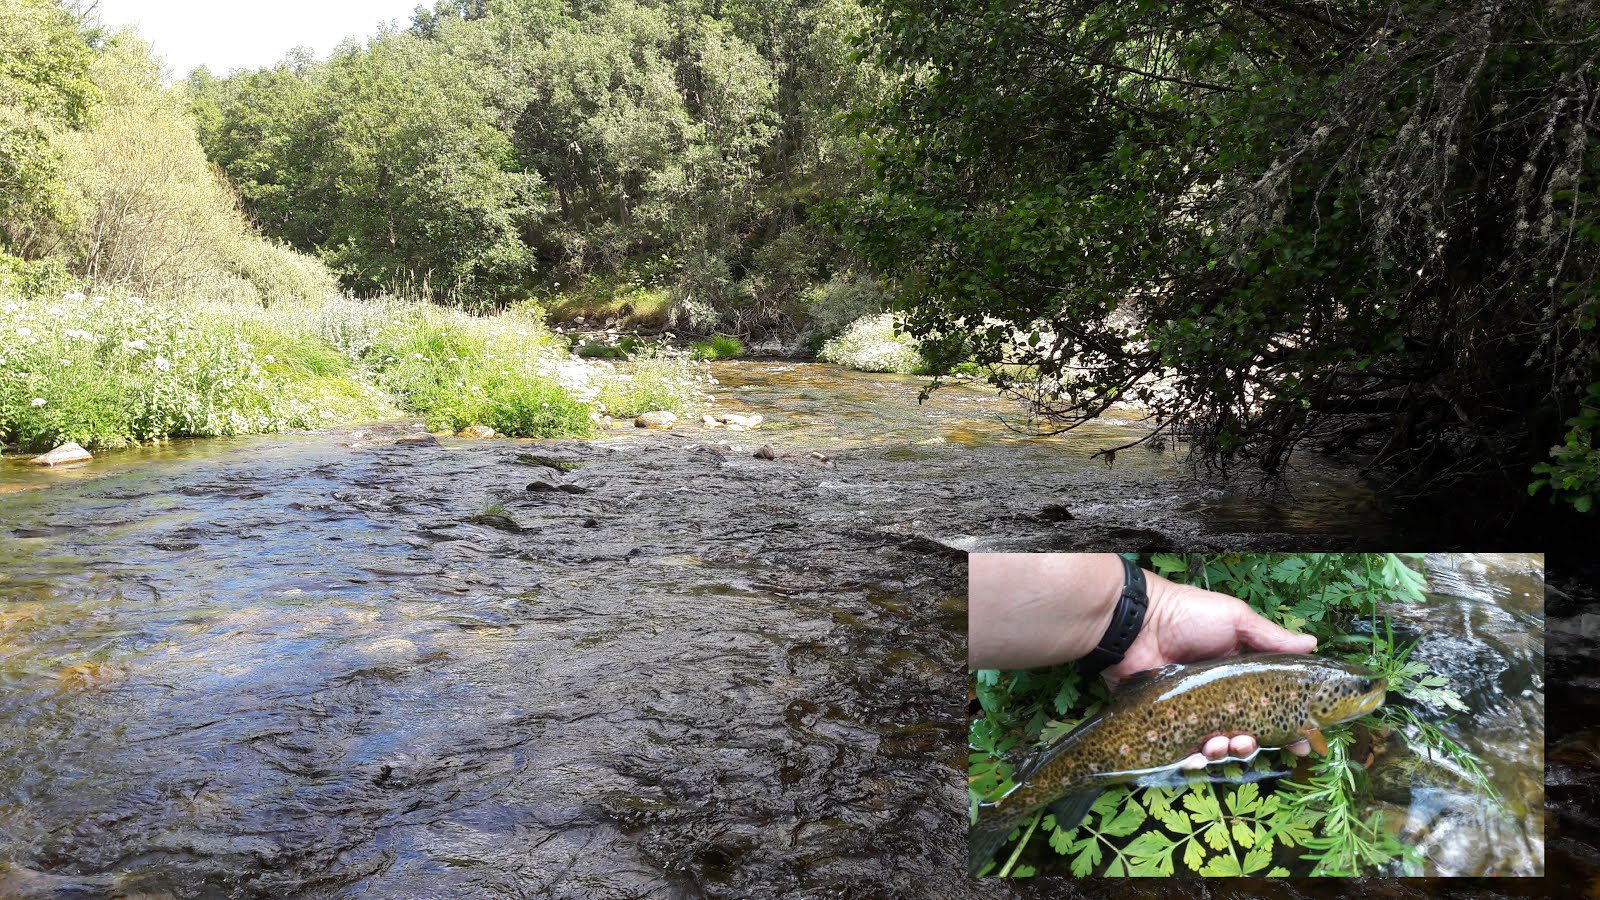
{"left": 968, "top": 814, "right": 1018, "bottom": 878}
{"left": 969, "top": 789, "right": 1103, "bottom": 878}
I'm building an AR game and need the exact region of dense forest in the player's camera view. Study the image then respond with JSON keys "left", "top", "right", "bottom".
{"left": 1, "top": 0, "right": 1596, "bottom": 519}
{"left": 186, "top": 0, "right": 885, "bottom": 335}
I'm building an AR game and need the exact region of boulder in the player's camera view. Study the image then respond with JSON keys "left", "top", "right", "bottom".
{"left": 753, "top": 445, "right": 779, "bottom": 460}
{"left": 30, "top": 442, "right": 92, "bottom": 467}
{"left": 394, "top": 433, "right": 439, "bottom": 446}
{"left": 458, "top": 425, "right": 496, "bottom": 439}
{"left": 719, "top": 413, "right": 764, "bottom": 429}
{"left": 635, "top": 410, "right": 677, "bottom": 428}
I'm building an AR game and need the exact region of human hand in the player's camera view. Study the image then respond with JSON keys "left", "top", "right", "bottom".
{"left": 1107, "top": 571, "right": 1320, "bottom": 764}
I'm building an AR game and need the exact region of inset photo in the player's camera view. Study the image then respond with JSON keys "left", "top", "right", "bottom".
{"left": 967, "top": 552, "right": 1544, "bottom": 878}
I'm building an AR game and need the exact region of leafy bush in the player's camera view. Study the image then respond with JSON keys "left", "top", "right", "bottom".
{"left": 593, "top": 348, "right": 710, "bottom": 418}
{"left": 970, "top": 553, "right": 1499, "bottom": 878}
{"left": 801, "top": 273, "right": 889, "bottom": 344}
{"left": 817, "top": 312, "right": 925, "bottom": 374}
{"left": 690, "top": 334, "right": 743, "bottom": 360}
{"left": 1530, "top": 380, "right": 1600, "bottom": 514}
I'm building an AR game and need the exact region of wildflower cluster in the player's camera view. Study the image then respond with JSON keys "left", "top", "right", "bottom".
{"left": 817, "top": 313, "right": 927, "bottom": 375}
{"left": 0, "top": 292, "right": 392, "bottom": 451}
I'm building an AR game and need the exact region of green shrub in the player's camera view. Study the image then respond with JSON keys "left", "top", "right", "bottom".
{"left": 576, "top": 339, "right": 628, "bottom": 359}
{"left": 817, "top": 312, "right": 926, "bottom": 374}
{"left": 690, "top": 334, "right": 743, "bottom": 360}
{"left": 802, "top": 273, "right": 889, "bottom": 342}
{"left": 594, "top": 349, "right": 710, "bottom": 418}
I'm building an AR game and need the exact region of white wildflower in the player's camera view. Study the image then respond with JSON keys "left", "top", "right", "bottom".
{"left": 153, "top": 356, "right": 172, "bottom": 372}
{"left": 264, "top": 354, "right": 275, "bottom": 363}
{"left": 31, "top": 397, "right": 47, "bottom": 408}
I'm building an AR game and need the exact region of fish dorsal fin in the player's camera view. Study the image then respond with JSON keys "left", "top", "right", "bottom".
{"left": 1112, "top": 663, "right": 1184, "bottom": 690}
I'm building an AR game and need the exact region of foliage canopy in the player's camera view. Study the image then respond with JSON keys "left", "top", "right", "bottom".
{"left": 846, "top": 0, "right": 1600, "bottom": 511}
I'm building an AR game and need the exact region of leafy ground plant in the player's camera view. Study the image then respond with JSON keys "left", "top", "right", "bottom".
{"left": 970, "top": 553, "right": 1501, "bottom": 877}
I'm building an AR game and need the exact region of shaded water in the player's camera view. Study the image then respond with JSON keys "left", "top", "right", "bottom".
{"left": 0, "top": 363, "right": 1550, "bottom": 897}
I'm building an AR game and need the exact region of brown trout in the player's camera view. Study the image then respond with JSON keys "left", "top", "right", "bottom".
{"left": 969, "top": 653, "right": 1387, "bottom": 877}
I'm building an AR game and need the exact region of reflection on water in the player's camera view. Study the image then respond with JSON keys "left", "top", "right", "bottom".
{"left": 0, "top": 363, "right": 1559, "bottom": 897}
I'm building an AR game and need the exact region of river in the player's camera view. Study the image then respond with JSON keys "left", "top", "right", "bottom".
{"left": 0, "top": 362, "right": 1566, "bottom": 897}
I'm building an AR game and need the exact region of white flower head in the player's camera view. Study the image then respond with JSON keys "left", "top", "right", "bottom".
{"left": 30, "top": 397, "right": 47, "bottom": 408}
{"left": 153, "top": 356, "right": 172, "bottom": 372}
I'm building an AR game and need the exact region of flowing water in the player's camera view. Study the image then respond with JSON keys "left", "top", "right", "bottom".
{"left": 0, "top": 363, "right": 1554, "bottom": 897}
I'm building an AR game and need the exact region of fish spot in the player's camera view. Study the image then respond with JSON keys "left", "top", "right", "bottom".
{"left": 1146, "top": 730, "right": 1158, "bottom": 742}
{"left": 1089, "top": 762, "right": 1100, "bottom": 773}
{"left": 1187, "top": 713, "right": 1198, "bottom": 724}
{"left": 1225, "top": 702, "right": 1238, "bottom": 714}
{"left": 1119, "top": 744, "right": 1130, "bottom": 756}
{"left": 1260, "top": 695, "right": 1271, "bottom": 706}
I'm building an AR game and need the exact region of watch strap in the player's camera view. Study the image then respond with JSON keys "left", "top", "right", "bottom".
{"left": 1078, "top": 557, "right": 1148, "bottom": 676}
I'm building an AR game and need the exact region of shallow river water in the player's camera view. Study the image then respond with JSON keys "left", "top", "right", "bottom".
{"left": 0, "top": 362, "right": 1568, "bottom": 897}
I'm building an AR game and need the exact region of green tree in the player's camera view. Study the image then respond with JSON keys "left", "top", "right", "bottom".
{"left": 201, "top": 31, "right": 539, "bottom": 304}
{"left": 0, "top": 0, "right": 98, "bottom": 258}
{"left": 846, "top": 0, "right": 1600, "bottom": 511}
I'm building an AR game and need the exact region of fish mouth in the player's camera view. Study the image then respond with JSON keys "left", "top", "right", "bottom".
{"left": 1351, "top": 678, "right": 1388, "bottom": 716}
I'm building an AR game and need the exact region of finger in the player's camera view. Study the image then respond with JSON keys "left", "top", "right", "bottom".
{"left": 1202, "top": 735, "right": 1230, "bottom": 759}
{"left": 1287, "top": 739, "right": 1312, "bottom": 757}
{"left": 1229, "top": 734, "right": 1256, "bottom": 758}
{"left": 1234, "top": 606, "right": 1318, "bottom": 655}
{"left": 1179, "top": 752, "right": 1209, "bottom": 771}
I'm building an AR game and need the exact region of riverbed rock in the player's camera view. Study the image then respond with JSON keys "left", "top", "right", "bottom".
{"left": 1037, "top": 503, "right": 1074, "bottom": 523}
{"left": 29, "top": 442, "right": 92, "bottom": 467}
{"left": 753, "top": 445, "right": 834, "bottom": 468}
{"left": 394, "top": 433, "right": 439, "bottom": 446}
{"left": 458, "top": 425, "right": 497, "bottom": 439}
{"left": 635, "top": 411, "right": 677, "bottom": 428}
{"left": 705, "top": 412, "right": 764, "bottom": 430}
{"left": 527, "top": 478, "right": 590, "bottom": 494}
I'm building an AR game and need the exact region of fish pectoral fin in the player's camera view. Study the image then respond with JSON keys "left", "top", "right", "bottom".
{"left": 1044, "top": 789, "right": 1103, "bottom": 836}
{"left": 1301, "top": 726, "right": 1329, "bottom": 755}
{"left": 1110, "top": 663, "right": 1184, "bottom": 690}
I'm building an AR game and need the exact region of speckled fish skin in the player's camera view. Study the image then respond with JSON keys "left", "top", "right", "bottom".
{"left": 970, "top": 653, "right": 1387, "bottom": 877}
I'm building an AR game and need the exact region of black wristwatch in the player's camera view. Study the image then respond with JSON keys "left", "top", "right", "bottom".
{"left": 1077, "top": 556, "right": 1148, "bottom": 676}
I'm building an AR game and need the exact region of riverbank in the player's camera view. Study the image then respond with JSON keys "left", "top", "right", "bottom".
{"left": 0, "top": 293, "right": 717, "bottom": 456}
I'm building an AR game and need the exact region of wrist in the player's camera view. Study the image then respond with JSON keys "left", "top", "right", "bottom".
{"left": 1076, "top": 557, "right": 1150, "bottom": 676}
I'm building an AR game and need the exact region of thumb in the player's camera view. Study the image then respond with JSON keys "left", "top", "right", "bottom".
{"left": 1234, "top": 606, "right": 1318, "bottom": 655}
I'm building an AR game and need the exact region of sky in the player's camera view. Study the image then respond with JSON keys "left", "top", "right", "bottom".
{"left": 92, "top": 0, "right": 425, "bottom": 78}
